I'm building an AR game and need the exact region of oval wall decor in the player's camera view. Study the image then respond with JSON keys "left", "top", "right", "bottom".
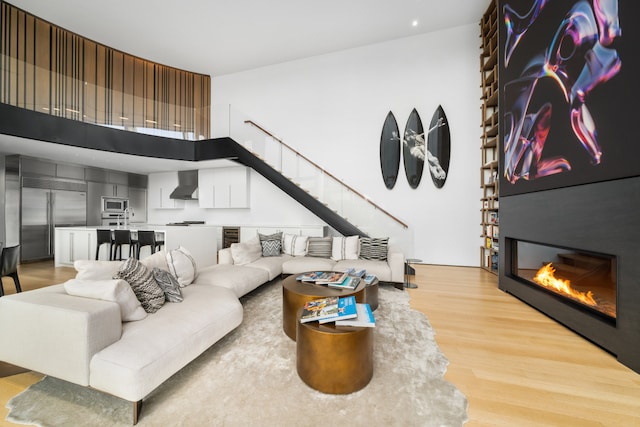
{"left": 379, "top": 111, "right": 401, "bottom": 189}
{"left": 427, "top": 105, "right": 451, "bottom": 188}
{"left": 403, "top": 108, "right": 425, "bottom": 189}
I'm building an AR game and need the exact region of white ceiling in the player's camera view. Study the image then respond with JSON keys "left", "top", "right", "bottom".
{"left": 1, "top": 0, "right": 488, "bottom": 173}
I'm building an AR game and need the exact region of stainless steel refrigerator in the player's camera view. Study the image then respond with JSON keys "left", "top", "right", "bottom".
{"left": 21, "top": 187, "right": 87, "bottom": 261}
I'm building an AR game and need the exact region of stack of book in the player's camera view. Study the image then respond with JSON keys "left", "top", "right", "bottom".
{"left": 299, "top": 296, "right": 375, "bottom": 327}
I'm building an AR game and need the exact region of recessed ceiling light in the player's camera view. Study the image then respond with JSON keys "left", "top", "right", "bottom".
{"left": 412, "top": 20, "right": 419, "bottom": 27}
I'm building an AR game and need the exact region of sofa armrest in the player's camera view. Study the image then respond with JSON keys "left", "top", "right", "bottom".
{"left": 0, "top": 284, "right": 122, "bottom": 386}
{"left": 218, "top": 247, "right": 234, "bottom": 265}
{"left": 387, "top": 245, "right": 405, "bottom": 283}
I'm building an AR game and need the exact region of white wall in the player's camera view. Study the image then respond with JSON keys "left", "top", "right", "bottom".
{"left": 210, "top": 23, "right": 482, "bottom": 266}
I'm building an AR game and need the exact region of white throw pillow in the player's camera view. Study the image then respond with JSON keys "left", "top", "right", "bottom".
{"left": 74, "top": 260, "right": 124, "bottom": 280}
{"left": 140, "top": 249, "right": 169, "bottom": 271}
{"left": 331, "top": 236, "right": 360, "bottom": 260}
{"left": 230, "top": 236, "right": 262, "bottom": 265}
{"left": 166, "top": 246, "right": 197, "bottom": 287}
{"left": 282, "top": 234, "right": 308, "bottom": 256}
{"left": 63, "top": 278, "right": 147, "bottom": 322}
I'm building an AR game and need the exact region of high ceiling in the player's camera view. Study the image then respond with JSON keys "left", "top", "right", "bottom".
{"left": 1, "top": 0, "right": 488, "bottom": 173}
{"left": 9, "top": 0, "right": 488, "bottom": 76}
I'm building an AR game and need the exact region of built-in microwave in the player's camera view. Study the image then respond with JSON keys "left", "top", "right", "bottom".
{"left": 101, "top": 197, "right": 129, "bottom": 213}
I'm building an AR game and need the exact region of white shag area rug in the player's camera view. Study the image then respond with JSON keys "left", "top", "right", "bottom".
{"left": 6, "top": 281, "right": 468, "bottom": 426}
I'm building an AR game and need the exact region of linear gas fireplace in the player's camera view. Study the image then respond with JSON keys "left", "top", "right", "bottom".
{"left": 510, "top": 240, "right": 616, "bottom": 323}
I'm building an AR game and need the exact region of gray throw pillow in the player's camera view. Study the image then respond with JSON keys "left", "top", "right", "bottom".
{"left": 307, "top": 237, "right": 332, "bottom": 258}
{"left": 359, "top": 237, "right": 389, "bottom": 261}
{"left": 259, "top": 232, "right": 282, "bottom": 257}
{"left": 152, "top": 268, "right": 183, "bottom": 303}
{"left": 114, "top": 257, "right": 165, "bottom": 313}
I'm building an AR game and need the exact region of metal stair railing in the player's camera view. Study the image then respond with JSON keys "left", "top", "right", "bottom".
{"left": 213, "top": 104, "right": 413, "bottom": 254}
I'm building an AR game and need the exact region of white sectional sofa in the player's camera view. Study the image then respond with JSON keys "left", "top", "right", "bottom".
{"left": 0, "top": 234, "right": 404, "bottom": 424}
{"left": 0, "top": 250, "right": 244, "bottom": 424}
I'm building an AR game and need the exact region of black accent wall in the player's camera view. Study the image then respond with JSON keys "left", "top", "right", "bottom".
{"left": 499, "top": 177, "right": 640, "bottom": 373}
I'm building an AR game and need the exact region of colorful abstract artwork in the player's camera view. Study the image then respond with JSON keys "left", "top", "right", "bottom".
{"left": 500, "top": 0, "right": 637, "bottom": 196}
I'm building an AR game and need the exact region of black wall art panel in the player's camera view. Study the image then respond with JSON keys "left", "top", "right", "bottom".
{"left": 403, "top": 108, "right": 425, "bottom": 189}
{"left": 379, "top": 111, "right": 401, "bottom": 189}
{"left": 427, "top": 105, "right": 451, "bottom": 188}
{"left": 499, "top": 0, "right": 639, "bottom": 196}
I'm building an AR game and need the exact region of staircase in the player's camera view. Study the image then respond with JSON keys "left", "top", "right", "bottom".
{"left": 212, "top": 105, "right": 412, "bottom": 253}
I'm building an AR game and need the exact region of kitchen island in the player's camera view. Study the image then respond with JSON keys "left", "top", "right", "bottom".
{"left": 54, "top": 225, "right": 218, "bottom": 268}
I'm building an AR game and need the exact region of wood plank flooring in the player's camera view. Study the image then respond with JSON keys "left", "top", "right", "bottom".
{"left": 1, "top": 262, "right": 639, "bottom": 426}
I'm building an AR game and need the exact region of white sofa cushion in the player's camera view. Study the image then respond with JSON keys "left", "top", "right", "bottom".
{"left": 195, "top": 264, "right": 269, "bottom": 298}
{"left": 140, "top": 249, "right": 170, "bottom": 271}
{"left": 331, "top": 236, "right": 359, "bottom": 260}
{"left": 230, "top": 237, "right": 262, "bottom": 265}
{"left": 166, "top": 246, "right": 197, "bottom": 287}
{"left": 89, "top": 284, "right": 243, "bottom": 402}
{"left": 306, "top": 236, "right": 332, "bottom": 258}
{"left": 245, "top": 255, "right": 290, "bottom": 280}
{"left": 74, "top": 260, "right": 124, "bottom": 280}
{"left": 281, "top": 256, "right": 336, "bottom": 275}
{"left": 282, "top": 234, "right": 308, "bottom": 256}
{"left": 63, "top": 278, "right": 147, "bottom": 322}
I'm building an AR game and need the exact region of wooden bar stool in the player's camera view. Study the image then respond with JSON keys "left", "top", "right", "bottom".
{"left": 95, "top": 229, "right": 114, "bottom": 260}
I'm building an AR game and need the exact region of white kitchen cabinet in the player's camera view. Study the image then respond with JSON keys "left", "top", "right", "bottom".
{"left": 198, "top": 166, "right": 249, "bottom": 209}
{"left": 148, "top": 172, "right": 185, "bottom": 210}
{"left": 55, "top": 228, "right": 95, "bottom": 266}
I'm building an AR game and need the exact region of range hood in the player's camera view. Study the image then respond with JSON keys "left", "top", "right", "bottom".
{"left": 170, "top": 170, "right": 198, "bottom": 200}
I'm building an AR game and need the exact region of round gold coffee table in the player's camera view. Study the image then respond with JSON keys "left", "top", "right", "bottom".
{"left": 296, "top": 312, "right": 373, "bottom": 394}
{"left": 282, "top": 273, "right": 366, "bottom": 341}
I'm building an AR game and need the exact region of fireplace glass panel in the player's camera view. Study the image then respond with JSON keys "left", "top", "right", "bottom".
{"left": 512, "top": 241, "right": 616, "bottom": 319}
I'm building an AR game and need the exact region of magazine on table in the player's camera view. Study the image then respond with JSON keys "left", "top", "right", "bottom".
{"left": 363, "top": 274, "right": 377, "bottom": 285}
{"left": 318, "top": 296, "right": 358, "bottom": 324}
{"left": 299, "top": 296, "right": 340, "bottom": 323}
{"left": 328, "top": 276, "right": 360, "bottom": 290}
{"left": 315, "top": 271, "right": 347, "bottom": 285}
{"left": 335, "top": 303, "right": 376, "bottom": 327}
{"left": 296, "top": 272, "right": 325, "bottom": 282}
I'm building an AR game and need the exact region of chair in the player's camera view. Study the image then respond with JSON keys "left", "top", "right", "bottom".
{"left": 136, "top": 230, "right": 164, "bottom": 259}
{"left": 95, "top": 229, "right": 114, "bottom": 260}
{"left": 0, "top": 245, "right": 22, "bottom": 297}
{"left": 112, "top": 230, "right": 138, "bottom": 261}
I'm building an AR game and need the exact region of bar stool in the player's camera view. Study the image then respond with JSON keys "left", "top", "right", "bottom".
{"left": 136, "top": 230, "right": 164, "bottom": 259}
{"left": 0, "top": 245, "right": 22, "bottom": 297}
{"left": 112, "top": 230, "right": 138, "bottom": 261}
{"left": 95, "top": 229, "right": 114, "bottom": 260}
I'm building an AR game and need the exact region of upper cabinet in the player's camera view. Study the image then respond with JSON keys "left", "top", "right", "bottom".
{"left": 198, "top": 167, "right": 250, "bottom": 209}
{"left": 148, "top": 172, "right": 185, "bottom": 210}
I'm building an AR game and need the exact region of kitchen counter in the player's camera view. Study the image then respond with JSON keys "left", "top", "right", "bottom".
{"left": 54, "top": 225, "right": 218, "bottom": 268}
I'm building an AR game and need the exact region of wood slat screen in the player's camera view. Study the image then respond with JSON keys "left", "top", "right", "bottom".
{"left": 0, "top": 1, "right": 210, "bottom": 140}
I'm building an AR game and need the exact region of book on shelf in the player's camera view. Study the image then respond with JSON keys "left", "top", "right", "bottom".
{"left": 363, "top": 274, "right": 376, "bottom": 285}
{"left": 318, "top": 296, "right": 358, "bottom": 324}
{"left": 299, "top": 296, "right": 340, "bottom": 323}
{"left": 335, "top": 303, "right": 376, "bottom": 328}
{"left": 328, "top": 276, "right": 360, "bottom": 290}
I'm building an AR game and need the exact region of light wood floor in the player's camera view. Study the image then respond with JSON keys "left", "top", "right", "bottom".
{"left": 1, "top": 262, "right": 639, "bottom": 426}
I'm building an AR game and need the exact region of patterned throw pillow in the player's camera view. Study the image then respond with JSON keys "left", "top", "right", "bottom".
{"left": 259, "top": 232, "right": 282, "bottom": 257}
{"left": 306, "top": 237, "right": 332, "bottom": 258}
{"left": 152, "top": 268, "right": 183, "bottom": 303}
{"left": 359, "top": 237, "right": 389, "bottom": 261}
{"left": 113, "top": 257, "right": 165, "bottom": 313}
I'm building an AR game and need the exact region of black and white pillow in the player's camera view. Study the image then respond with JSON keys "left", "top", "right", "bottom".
{"left": 152, "top": 268, "right": 183, "bottom": 303}
{"left": 359, "top": 237, "right": 389, "bottom": 261}
{"left": 259, "top": 232, "right": 282, "bottom": 257}
{"left": 114, "top": 257, "right": 165, "bottom": 313}
{"left": 306, "top": 237, "right": 332, "bottom": 258}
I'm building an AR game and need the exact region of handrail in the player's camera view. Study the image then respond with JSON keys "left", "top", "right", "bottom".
{"left": 244, "top": 120, "right": 408, "bottom": 229}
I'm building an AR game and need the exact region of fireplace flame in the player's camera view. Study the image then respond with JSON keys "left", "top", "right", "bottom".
{"left": 533, "top": 263, "right": 597, "bottom": 306}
